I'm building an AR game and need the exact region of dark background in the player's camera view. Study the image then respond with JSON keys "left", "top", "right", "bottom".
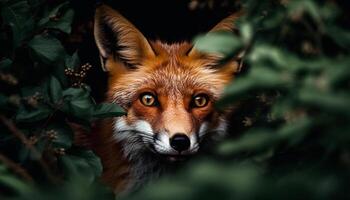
{"left": 68, "top": 0, "right": 240, "bottom": 102}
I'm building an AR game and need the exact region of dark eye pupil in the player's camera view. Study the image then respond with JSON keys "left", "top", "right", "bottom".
{"left": 196, "top": 97, "right": 204, "bottom": 105}
{"left": 141, "top": 93, "right": 155, "bottom": 106}
{"left": 144, "top": 96, "right": 152, "bottom": 104}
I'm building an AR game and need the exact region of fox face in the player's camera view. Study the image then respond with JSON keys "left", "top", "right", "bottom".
{"left": 94, "top": 5, "right": 238, "bottom": 160}
{"left": 109, "top": 44, "right": 233, "bottom": 160}
{"left": 94, "top": 5, "right": 240, "bottom": 163}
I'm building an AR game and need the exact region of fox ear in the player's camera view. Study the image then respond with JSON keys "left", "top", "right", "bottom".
{"left": 94, "top": 5, "right": 155, "bottom": 71}
{"left": 188, "top": 12, "right": 244, "bottom": 72}
{"left": 188, "top": 12, "right": 241, "bottom": 57}
{"left": 209, "top": 12, "right": 240, "bottom": 33}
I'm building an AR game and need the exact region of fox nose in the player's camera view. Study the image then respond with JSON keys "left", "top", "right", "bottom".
{"left": 170, "top": 134, "right": 190, "bottom": 152}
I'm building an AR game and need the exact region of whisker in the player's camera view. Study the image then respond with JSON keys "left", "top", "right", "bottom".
{"left": 197, "top": 129, "right": 226, "bottom": 142}
{"left": 118, "top": 129, "right": 154, "bottom": 136}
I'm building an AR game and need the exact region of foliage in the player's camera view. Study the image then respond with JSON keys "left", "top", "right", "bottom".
{"left": 1, "top": 0, "right": 350, "bottom": 199}
{"left": 0, "top": 0, "right": 123, "bottom": 197}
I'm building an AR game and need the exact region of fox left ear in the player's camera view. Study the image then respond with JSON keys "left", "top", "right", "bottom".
{"left": 94, "top": 4, "right": 156, "bottom": 71}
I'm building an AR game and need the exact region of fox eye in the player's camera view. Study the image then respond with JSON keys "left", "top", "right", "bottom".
{"left": 192, "top": 94, "right": 209, "bottom": 108}
{"left": 140, "top": 93, "right": 157, "bottom": 106}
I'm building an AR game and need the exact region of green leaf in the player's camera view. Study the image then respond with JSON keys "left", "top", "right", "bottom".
{"left": 60, "top": 150, "right": 102, "bottom": 184}
{"left": 53, "top": 129, "right": 73, "bottom": 149}
{"left": 46, "top": 9, "right": 74, "bottom": 34}
{"left": 193, "top": 31, "right": 243, "bottom": 58}
{"left": 0, "top": 58, "right": 12, "bottom": 70}
{"left": 248, "top": 44, "right": 304, "bottom": 71}
{"left": 0, "top": 165, "right": 32, "bottom": 194}
{"left": 77, "top": 150, "right": 103, "bottom": 178}
{"left": 217, "top": 129, "right": 275, "bottom": 155}
{"left": 38, "top": 2, "right": 74, "bottom": 33}
{"left": 49, "top": 76, "right": 63, "bottom": 103}
{"left": 47, "top": 123, "right": 73, "bottom": 149}
{"left": 16, "top": 105, "right": 52, "bottom": 122}
{"left": 217, "top": 67, "right": 290, "bottom": 107}
{"left": 287, "top": 0, "right": 321, "bottom": 22}
{"left": 28, "top": 34, "right": 65, "bottom": 64}
{"left": 54, "top": 51, "right": 81, "bottom": 87}
{"left": 27, "top": 0, "right": 45, "bottom": 8}
{"left": 325, "top": 26, "right": 350, "bottom": 50}
{"left": 63, "top": 87, "right": 89, "bottom": 98}
{"left": 60, "top": 155, "right": 92, "bottom": 181}
{"left": 93, "top": 103, "right": 125, "bottom": 118}
{"left": 62, "top": 88, "right": 94, "bottom": 120}
{"left": 1, "top": 0, "right": 34, "bottom": 48}
{"left": 217, "top": 118, "right": 311, "bottom": 155}
{"left": 240, "top": 22, "right": 253, "bottom": 44}
{"left": 18, "top": 145, "right": 30, "bottom": 163}
{"left": 38, "top": 2, "right": 68, "bottom": 26}
{"left": 65, "top": 51, "right": 81, "bottom": 69}
{"left": 298, "top": 89, "right": 350, "bottom": 116}
{"left": 0, "top": 94, "right": 8, "bottom": 109}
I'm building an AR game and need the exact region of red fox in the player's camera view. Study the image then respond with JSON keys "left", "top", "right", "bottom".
{"left": 90, "top": 4, "right": 241, "bottom": 193}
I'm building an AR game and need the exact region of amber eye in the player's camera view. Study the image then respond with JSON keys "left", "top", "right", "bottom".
{"left": 140, "top": 93, "right": 157, "bottom": 106}
{"left": 192, "top": 94, "right": 209, "bottom": 108}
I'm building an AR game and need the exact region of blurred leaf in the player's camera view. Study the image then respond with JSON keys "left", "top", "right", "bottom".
{"left": 248, "top": 44, "right": 303, "bottom": 71}
{"left": 326, "top": 26, "right": 350, "bottom": 50}
{"left": 49, "top": 76, "right": 63, "bottom": 103}
{"left": 298, "top": 89, "right": 350, "bottom": 115}
{"left": 27, "top": 0, "right": 44, "bottom": 8}
{"left": 0, "top": 58, "right": 12, "bottom": 70}
{"left": 287, "top": 0, "right": 321, "bottom": 21}
{"left": 217, "top": 66, "right": 290, "bottom": 107}
{"left": 60, "top": 150, "right": 102, "bottom": 184}
{"left": 16, "top": 105, "right": 51, "bottom": 122}
{"left": 193, "top": 31, "right": 243, "bottom": 58}
{"left": 38, "top": 2, "right": 74, "bottom": 34}
{"left": 217, "top": 129, "right": 275, "bottom": 155}
{"left": 62, "top": 88, "right": 94, "bottom": 120}
{"left": 28, "top": 34, "right": 65, "bottom": 64}
{"left": 240, "top": 22, "right": 253, "bottom": 44}
{"left": 77, "top": 150, "right": 103, "bottom": 178}
{"left": 18, "top": 145, "right": 30, "bottom": 163}
{"left": 45, "top": 9, "right": 74, "bottom": 34}
{"left": 0, "top": 94, "right": 8, "bottom": 108}
{"left": 218, "top": 118, "right": 311, "bottom": 155}
{"left": 93, "top": 103, "right": 125, "bottom": 118}
{"left": 38, "top": 2, "right": 68, "bottom": 25}
{"left": 48, "top": 123, "right": 73, "bottom": 149}
{"left": 65, "top": 51, "right": 81, "bottom": 69}
{"left": 1, "top": 0, "right": 34, "bottom": 48}
{"left": 0, "top": 164, "right": 32, "bottom": 195}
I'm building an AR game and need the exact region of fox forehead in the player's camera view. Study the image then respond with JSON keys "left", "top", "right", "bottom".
{"left": 107, "top": 41, "right": 235, "bottom": 107}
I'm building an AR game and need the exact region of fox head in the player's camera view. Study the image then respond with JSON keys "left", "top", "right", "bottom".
{"left": 94, "top": 5, "right": 241, "bottom": 161}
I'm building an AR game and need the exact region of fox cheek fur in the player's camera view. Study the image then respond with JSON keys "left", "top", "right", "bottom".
{"left": 93, "top": 4, "right": 242, "bottom": 193}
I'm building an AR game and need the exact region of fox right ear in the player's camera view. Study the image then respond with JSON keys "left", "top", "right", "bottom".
{"left": 94, "top": 5, "right": 155, "bottom": 71}
{"left": 188, "top": 12, "right": 241, "bottom": 58}
{"left": 188, "top": 11, "right": 245, "bottom": 73}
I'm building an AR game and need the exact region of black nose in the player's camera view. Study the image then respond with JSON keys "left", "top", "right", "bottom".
{"left": 170, "top": 134, "right": 190, "bottom": 152}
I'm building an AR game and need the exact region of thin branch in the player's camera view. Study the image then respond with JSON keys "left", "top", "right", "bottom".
{"left": 0, "top": 115, "right": 60, "bottom": 184}
{"left": 0, "top": 153, "right": 33, "bottom": 182}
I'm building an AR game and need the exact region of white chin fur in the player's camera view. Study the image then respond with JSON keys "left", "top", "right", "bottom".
{"left": 113, "top": 117, "right": 154, "bottom": 159}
